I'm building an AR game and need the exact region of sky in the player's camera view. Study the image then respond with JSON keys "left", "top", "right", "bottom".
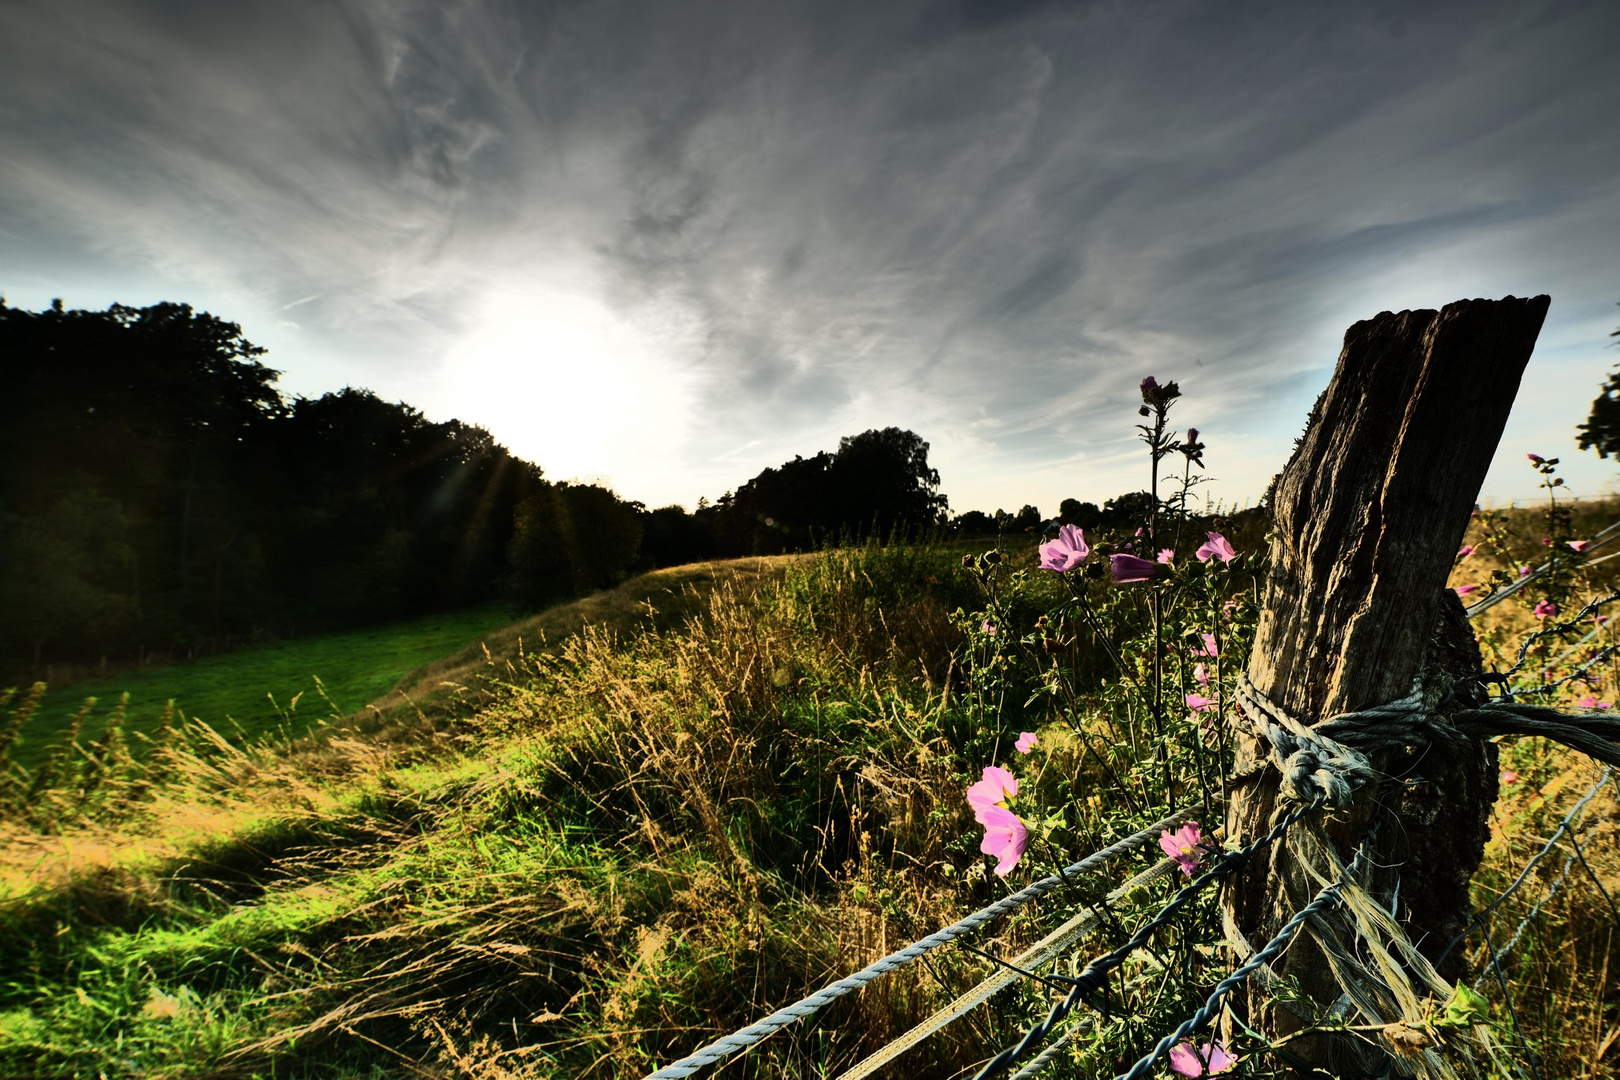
{"left": 3, "top": 0, "right": 1619, "bottom": 515}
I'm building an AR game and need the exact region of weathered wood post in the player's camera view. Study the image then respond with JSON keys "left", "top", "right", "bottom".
{"left": 1224, "top": 295, "right": 1552, "bottom": 1072}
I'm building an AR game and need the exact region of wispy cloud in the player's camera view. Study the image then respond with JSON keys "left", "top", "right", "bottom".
{"left": 2, "top": 0, "right": 1617, "bottom": 509}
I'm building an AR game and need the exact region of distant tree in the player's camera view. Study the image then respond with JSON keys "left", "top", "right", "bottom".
{"left": 639, "top": 504, "right": 715, "bottom": 568}
{"left": 1000, "top": 504, "right": 1042, "bottom": 534}
{"left": 1058, "top": 498, "right": 1102, "bottom": 530}
{"left": 1101, "top": 491, "right": 1156, "bottom": 531}
{"left": 828, "top": 428, "right": 948, "bottom": 533}
{"left": 507, "top": 483, "right": 644, "bottom": 610}
{"left": 952, "top": 510, "right": 998, "bottom": 536}
{"left": 708, "top": 427, "right": 948, "bottom": 556}
{"left": 1577, "top": 306, "right": 1620, "bottom": 459}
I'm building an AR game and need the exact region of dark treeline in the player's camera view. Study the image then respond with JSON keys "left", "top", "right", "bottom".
{"left": 0, "top": 300, "right": 563, "bottom": 675}
{"left": 0, "top": 299, "right": 1140, "bottom": 677}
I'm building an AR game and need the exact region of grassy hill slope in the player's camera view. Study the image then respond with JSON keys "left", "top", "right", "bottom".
{"left": 1, "top": 514, "right": 1618, "bottom": 1078}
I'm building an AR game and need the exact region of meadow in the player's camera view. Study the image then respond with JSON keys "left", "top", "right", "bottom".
{"left": 1, "top": 490, "right": 1619, "bottom": 1079}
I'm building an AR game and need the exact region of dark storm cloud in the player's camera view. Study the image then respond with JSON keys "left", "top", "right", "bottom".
{"left": 2, "top": 0, "right": 1618, "bottom": 506}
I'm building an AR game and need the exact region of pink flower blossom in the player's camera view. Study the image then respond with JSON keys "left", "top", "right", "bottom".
{"left": 1598, "top": 615, "right": 1611, "bottom": 626}
{"left": 1193, "top": 663, "right": 1210, "bottom": 686}
{"left": 981, "top": 620, "right": 996, "bottom": 635}
{"left": 1457, "top": 545, "right": 1475, "bottom": 558}
{"left": 1527, "top": 453, "right": 1544, "bottom": 463}
{"left": 1158, "top": 548, "right": 1176, "bottom": 564}
{"left": 979, "top": 807, "right": 1030, "bottom": 876}
{"left": 1140, "top": 376, "right": 1159, "bottom": 395}
{"left": 1455, "top": 584, "right": 1479, "bottom": 597}
{"left": 1519, "top": 565, "right": 1533, "bottom": 578}
{"left": 1542, "top": 537, "right": 1552, "bottom": 546}
{"left": 1160, "top": 821, "right": 1205, "bottom": 876}
{"left": 1014, "top": 731, "right": 1038, "bottom": 754}
{"left": 1185, "top": 693, "right": 1216, "bottom": 713}
{"left": 1501, "top": 770, "right": 1518, "bottom": 784}
{"left": 1169, "top": 1039, "right": 1237, "bottom": 1077}
{"left": 967, "top": 766, "right": 1018, "bottom": 819}
{"left": 1111, "top": 553, "right": 1161, "bottom": 583}
{"left": 1038, "top": 524, "right": 1091, "bottom": 572}
{"left": 1534, "top": 600, "right": 1559, "bottom": 620}
{"left": 1580, "top": 696, "right": 1613, "bottom": 710}
{"left": 1570, "top": 539, "right": 1591, "bottom": 552}
{"left": 1192, "top": 633, "right": 1219, "bottom": 659}
{"left": 1186, "top": 427, "right": 1199, "bottom": 442}
{"left": 1195, "top": 531, "right": 1237, "bottom": 564}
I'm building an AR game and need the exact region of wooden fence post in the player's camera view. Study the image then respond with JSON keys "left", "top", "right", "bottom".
{"left": 1223, "top": 295, "right": 1551, "bottom": 1072}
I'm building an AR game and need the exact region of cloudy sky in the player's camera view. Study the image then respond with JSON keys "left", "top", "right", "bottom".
{"left": 3, "top": 0, "right": 1619, "bottom": 514}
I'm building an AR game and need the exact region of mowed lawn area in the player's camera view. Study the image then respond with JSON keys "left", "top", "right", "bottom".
{"left": 8, "top": 604, "right": 515, "bottom": 770}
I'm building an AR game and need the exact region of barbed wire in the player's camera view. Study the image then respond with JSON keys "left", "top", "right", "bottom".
{"left": 1481, "top": 851, "right": 1577, "bottom": 987}
{"left": 641, "top": 801, "right": 1202, "bottom": 1079}
{"left": 966, "top": 799, "right": 1323, "bottom": 1080}
{"left": 1464, "top": 520, "right": 1620, "bottom": 617}
{"left": 832, "top": 854, "right": 1185, "bottom": 1080}
{"left": 1114, "top": 834, "right": 1372, "bottom": 1080}
{"left": 1438, "top": 768, "right": 1610, "bottom": 968}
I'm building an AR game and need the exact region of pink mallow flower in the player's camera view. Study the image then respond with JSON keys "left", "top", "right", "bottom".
{"left": 1455, "top": 584, "right": 1479, "bottom": 597}
{"left": 1160, "top": 821, "right": 1206, "bottom": 876}
{"left": 1111, "top": 553, "right": 1161, "bottom": 583}
{"left": 1195, "top": 531, "right": 1237, "bottom": 564}
{"left": 1038, "top": 524, "right": 1091, "bottom": 572}
{"left": 1185, "top": 693, "right": 1216, "bottom": 713}
{"left": 1528, "top": 453, "right": 1545, "bottom": 464}
{"left": 979, "top": 807, "right": 1030, "bottom": 877}
{"left": 1457, "top": 544, "right": 1476, "bottom": 558}
{"left": 967, "top": 766, "right": 1018, "bottom": 818}
{"left": 1170, "top": 1039, "right": 1237, "bottom": 1077}
{"left": 1570, "top": 540, "right": 1591, "bottom": 553}
{"left": 1501, "top": 770, "right": 1519, "bottom": 784}
{"left": 981, "top": 620, "right": 996, "bottom": 635}
{"left": 1580, "top": 696, "right": 1613, "bottom": 710}
{"left": 1014, "top": 731, "right": 1038, "bottom": 754}
{"left": 1519, "top": 565, "right": 1533, "bottom": 578}
{"left": 1534, "top": 600, "right": 1560, "bottom": 620}
{"left": 1158, "top": 548, "right": 1176, "bottom": 564}
{"left": 1193, "top": 662, "right": 1210, "bottom": 686}
{"left": 1192, "top": 633, "right": 1219, "bottom": 659}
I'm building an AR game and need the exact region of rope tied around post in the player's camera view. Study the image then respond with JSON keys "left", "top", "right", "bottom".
{"left": 1233, "top": 674, "right": 1437, "bottom": 807}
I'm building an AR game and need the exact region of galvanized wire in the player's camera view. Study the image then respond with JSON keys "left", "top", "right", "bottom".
{"left": 1478, "top": 852, "right": 1576, "bottom": 989}
{"left": 966, "top": 799, "right": 1322, "bottom": 1080}
{"left": 1114, "top": 840, "right": 1366, "bottom": 1080}
{"left": 641, "top": 802, "right": 1203, "bottom": 1079}
{"left": 1438, "top": 768, "right": 1610, "bottom": 967}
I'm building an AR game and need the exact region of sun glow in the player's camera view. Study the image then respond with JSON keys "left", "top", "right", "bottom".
{"left": 442, "top": 284, "right": 693, "bottom": 500}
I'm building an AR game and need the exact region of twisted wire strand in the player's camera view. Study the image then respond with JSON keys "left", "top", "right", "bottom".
{"left": 1005, "top": 1025, "right": 1076, "bottom": 1080}
{"left": 1438, "top": 768, "right": 1610, "bottom": 967}
{"left": 966, "top": 800, "right": 1322, "bottom": 1080}
{"left": 1488, "top": 588, "right": 1620, "bottom": 690}
{"left": 642, "top": 802, "right": 1202, "bottom": 1080}
{"left": 1464, "top": 520, "right": 1620, "bottom": 617}
{"left": 833, "top": 854, "right": 1184, "bottom": 1080}
{"left": 1114, "top": 846, "right": 1364, "bottom": 1080}
{"left": 1477, "top": 851, "right": 1576, "bottom": 991}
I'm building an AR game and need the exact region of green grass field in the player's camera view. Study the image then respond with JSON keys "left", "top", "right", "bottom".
{"left": 9, "top": 605, "right": 515, "bottom": 770}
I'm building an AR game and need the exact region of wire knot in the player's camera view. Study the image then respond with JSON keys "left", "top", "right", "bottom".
{"left": 1236, "top": 674, "right": 1384, "bottom": 808}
